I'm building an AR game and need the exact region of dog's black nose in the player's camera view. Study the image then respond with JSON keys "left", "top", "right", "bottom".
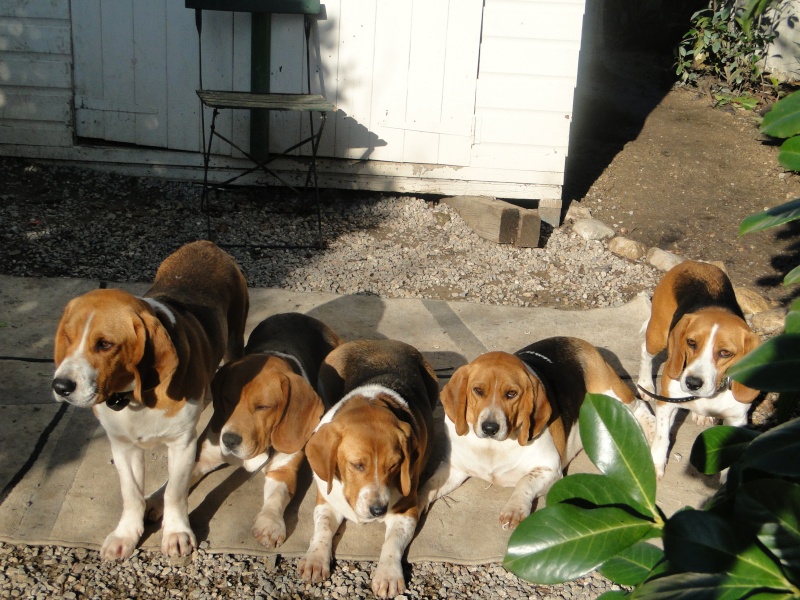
{"left": 52, "top": 378, "right": 76, "bottom": 398}
{"left": 685, "top": 376, "right": 703, "bottom": 391}
{"left": 222, "top": 432, "right": 242, "bottom": 450}
{"left": 482, "top": 421, "right": 500, "bottom": 436}
{"left": 369, "top": 503, "right": 388, "bottom": 518}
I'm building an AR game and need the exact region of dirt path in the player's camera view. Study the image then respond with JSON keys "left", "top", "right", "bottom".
{"left": 570, "top": 77, "right": 800, "bottom": 308}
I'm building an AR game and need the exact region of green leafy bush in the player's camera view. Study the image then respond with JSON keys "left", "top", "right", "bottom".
{"left": 676, "top": 0, "right": 777, "bottom": 101}
{"left": 504, "top": 394, "right": 800, "bottom": 598}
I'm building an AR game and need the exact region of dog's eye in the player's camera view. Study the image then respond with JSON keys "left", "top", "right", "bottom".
{"left": 505, "top": 390, "right": 518, "bottom": 400}
{"left": 686, "top": 338, "right": 697, "bottom": 349}
{"left": 719, "top": 349, "right": 733, "bottom": 359}
{"left": 255, "top": 404, "right": 273, "bottom": 411}
{"left": 350, "top": 462, "right": 365, "bottom": 472}
{"left": 472, "top": 387, "right": 484, "bottom": 397}
{"left": 95, "top": 339, "right": 114, "bottom": 352}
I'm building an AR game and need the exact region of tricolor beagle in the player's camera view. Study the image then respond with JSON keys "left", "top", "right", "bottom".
{"left": 421, "top": 337, "right": 653, "bottom": 530}
{"left": 51, "top": 241, "right": 249, "bottom": 560}
{"left": 151, "top": 312, "right": 340, "bottom": 548}
{"left": 298, "top": 339, "right": 438, "bottom": 599}
{"left": 637, "top": 260, "right": 761, "bottom": 479}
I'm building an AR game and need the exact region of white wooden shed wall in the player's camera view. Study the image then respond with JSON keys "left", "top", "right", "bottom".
{"left": 0, "top": 0, "right": 586, "bottom": 210}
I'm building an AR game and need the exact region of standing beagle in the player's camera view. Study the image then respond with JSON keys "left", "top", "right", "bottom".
{"left": 147, "top": 313, "right": 341, "bottom": 548}
{"left": 637, "top": 260, "right": 761, "bottom": 478}
{"left": 51, "top": 241, "right": 249, "bottom": 560}
{"left": 421, "top": 337, "right": 654, "bottom": 530}
{"left": 298, "top": 339, "right": 438, "bottom": 599}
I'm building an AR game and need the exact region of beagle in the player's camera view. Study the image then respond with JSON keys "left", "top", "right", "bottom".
{"left": 298, "top": 339, "right": 438, "bottom": 599}
{"left": 636, "top": 260, "right": 761, "bottom": 479}
{"left": 51, "top": 241, "right": 249, "bottom": 560}
{"left": 149, "top": 313, "right": 341, "bottom": 548}
{"left": 421, "top": 337, "right": 654, "bottom": 530}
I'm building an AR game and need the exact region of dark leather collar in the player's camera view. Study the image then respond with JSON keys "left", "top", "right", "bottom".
{"left": 637, "top": 376, "right": 732, "bottom": 404}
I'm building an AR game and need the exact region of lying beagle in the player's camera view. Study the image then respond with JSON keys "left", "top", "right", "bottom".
{"left": 421, "top": 337, "right": 654, "bottom": 530}
{"left": 637, "top": 260, "right": 761, "bottom": 479}
{"left": 151, "top": 312, "right": 340, "bottom": 548}
{"left": 51, "top": 241, "right": 249, "bottom": 560}
{"left": 298, "top": 339, "right": 438, "bottom": 599}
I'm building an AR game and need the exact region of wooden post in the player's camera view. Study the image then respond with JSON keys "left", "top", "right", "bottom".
{"left": 250, "top": 13, "right": 270, "bottom": 162}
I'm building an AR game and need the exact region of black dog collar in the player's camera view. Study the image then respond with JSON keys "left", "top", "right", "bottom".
{"left": 637, "top": 376, "right": 732, "bottom": 404}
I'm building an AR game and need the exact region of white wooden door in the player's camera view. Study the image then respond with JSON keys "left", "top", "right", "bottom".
{"left": 71, "top": 0, "right": 483, "bottom": 165}
{"left": 71, "top": 0, "right": 203, "bottom": 151}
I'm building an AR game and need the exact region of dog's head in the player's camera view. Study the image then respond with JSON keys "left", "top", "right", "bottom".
{"left": 440, "top": 352, "right": 550, "bottom": 445}
{"left": 305, "top": 395, "right": 419, "bottom": 521}
{"left": 665, "top": 308, "right": 761, "bottom": 402}
{"left": 210, "top": 354, "right": 325, "bottom": 459}
{"left": 52, "top": 289, "right": 177, "bottom": 408}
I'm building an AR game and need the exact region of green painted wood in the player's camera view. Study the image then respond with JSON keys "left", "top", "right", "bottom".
{"left": 250, "top": 12, "right": 270, "bottom": 162}
{"left": 197, "top": 91, "right": 334, "bottom": 112}
{"left": 185, "top": 0, "right": 320, "bottom": 15}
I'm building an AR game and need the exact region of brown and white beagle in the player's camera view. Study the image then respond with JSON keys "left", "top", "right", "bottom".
{"left": 298, "top": 339, "right": 438, "bottom": 599}
{"left": 636, "top": 260, "right": 761, "bottom": 479}
{"left": 51, "top": 240, "right": 249, "bottom": 560}
{"left": 421, "top": 337, "right": 654, "bottom": 530}
{"left": 148, "top": 312, "right": 341, "bottom": 548}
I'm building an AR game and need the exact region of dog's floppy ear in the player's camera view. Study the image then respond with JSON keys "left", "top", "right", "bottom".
{"left": 517, "top": 372, "right": 551, "bottom": 445}
{"left": 305, "top": 422, "right": 341, "bottom": 495}
{"left": 134, "top": 310, "right": 178, "bottom": 405}
{"left": 208, "top": 362, "right": 234, "bottom": 432}
{"left": 664, "top": 315, "right": 691, "bottom": 382}
{"left": 732, "top": 331, "right": 762, "bottom": 404}
{"left": 396, "top": 421, "right": 416, "bottom": 497}
{"left": 272, "top": 373, "right": 325, "bottom": 454}
{"left": 53, "top": 299, "right": 76, "bottom": 366}
{"left": 440, "top": 365, "right": 471, "bottom": 436}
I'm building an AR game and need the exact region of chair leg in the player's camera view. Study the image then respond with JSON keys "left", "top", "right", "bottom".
{"left": 201, "top": 108, "right": 220, "bottom": 241}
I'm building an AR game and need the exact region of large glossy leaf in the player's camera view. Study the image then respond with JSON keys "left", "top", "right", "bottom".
{"left": 547, "top": 473, "right": 634, "bottom": 508}
{"left": 728, "top": 540, "right": 795, "bottom": 590}
{"left": 632, "top": 571, "right": 793, "bottom": 600}
{"left": 737, "top": 480, "right": 800, "bottom": 579}
{"left": 599, "top": 541, "right": 665, "bottom": 586}
{"left": 689, "top": 425, "right": 760, "bottom": 474}
{"left": 784, "top": 265, "right": 800, "bottom": 286}
{"left": 727, "top": 334, "right": 800, "bottom": 392}
{"left": 597, "top": 592, "right": 629, "bottom": 600}
{"left": 663, "top": 510, "right": 741, "bottom": 573}
{"left": 784, "top": 299, "right": 800, "bottom": 334}
{"left": 741, "top": 418, "right": 800, "bottom": 478}
{"left": 579, "top": 394, "right": 657, "bottom": 519}
{"left": 504, "top": 504, "right": 655, "bottom": 584}
{"left": 761, "top": 91, "right": 800, "bottom": 138}
{"left": 739, "top": 198, "right": 800, "bottom": 235}
{"left": 779, "top": 137, "right": 800, "bottom": 172}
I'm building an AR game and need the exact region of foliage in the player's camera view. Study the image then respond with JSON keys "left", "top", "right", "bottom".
{"left": 504, "top": 395, "right": 800, "bottom": 598}
{"left": 676, "top": 0, "right": 778, "bottom": 102}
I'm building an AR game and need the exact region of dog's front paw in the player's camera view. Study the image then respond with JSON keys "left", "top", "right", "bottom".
{"left": 499, "top": 503, "right": 530, "bottom": 530}
{"left": 691, "top": 413, "right": 718, "bottom": 428}
{"left": 252, "top": 510, "right": 286, "bottom": 548}
{"left": 161, "top": 529, "right": 196, "bottom": 558}
{"left": 298, "top": 552, "right": 330, "bottom": 583}
{"left": 101, "top": 532, "right": 138, "bottom": 561}
{"left": 372, "top": 561, "right": 406, "bottom": 598}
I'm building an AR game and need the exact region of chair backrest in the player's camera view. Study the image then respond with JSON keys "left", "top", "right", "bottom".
{"left": 184, "top": 0, "right": 321, "bottom": 15}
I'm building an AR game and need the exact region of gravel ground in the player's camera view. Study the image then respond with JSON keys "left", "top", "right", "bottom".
{"left": 0, "top": 157, "right": 656, "bottom": 599}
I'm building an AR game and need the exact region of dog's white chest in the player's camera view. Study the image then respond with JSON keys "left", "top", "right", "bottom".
{"left": 446, "top": 419, "right": 566, "bottom": 488}
{"left": 95, "top": 399, "right": 203, "bottom": 448}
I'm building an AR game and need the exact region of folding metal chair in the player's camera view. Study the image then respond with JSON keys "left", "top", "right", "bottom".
{"left": 186, "top": 0, "right": 335, "bottom": 249}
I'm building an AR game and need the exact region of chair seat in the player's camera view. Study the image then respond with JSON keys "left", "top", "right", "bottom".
{"left": 197, "top": 90, "right": 335, "bottom": 112}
